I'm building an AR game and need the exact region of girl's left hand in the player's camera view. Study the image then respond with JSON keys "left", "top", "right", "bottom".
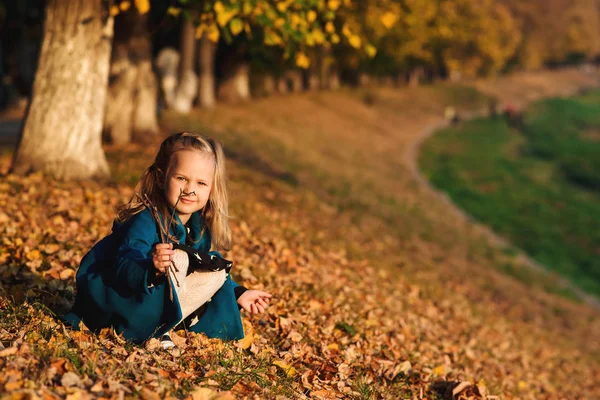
{"left": 237, "top": 290, "right": 272, "bottom": 314}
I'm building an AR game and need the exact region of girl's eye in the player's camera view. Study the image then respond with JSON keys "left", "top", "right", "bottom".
{"left": 198, "top": 182, "right": 206, "bottom": 186}
{"left": 176, "top": 176, "right": 186, "bottom": 181}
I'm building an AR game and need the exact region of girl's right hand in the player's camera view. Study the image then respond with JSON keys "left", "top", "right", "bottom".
{"left": 152, "top": 243, "right": 174, "bottom": 274}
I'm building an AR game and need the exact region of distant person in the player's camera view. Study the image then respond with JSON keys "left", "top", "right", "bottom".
{"left": 65, "top": 132, "right": 271, "bottom": 349}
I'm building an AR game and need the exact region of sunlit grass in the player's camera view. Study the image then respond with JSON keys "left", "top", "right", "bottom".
{"left": 421, "top": 94, "right": 600, "bottom": 296}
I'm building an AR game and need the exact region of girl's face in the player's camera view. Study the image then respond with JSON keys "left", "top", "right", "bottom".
{"left": 163, "top": 149, "right": 215, "bottom": 225}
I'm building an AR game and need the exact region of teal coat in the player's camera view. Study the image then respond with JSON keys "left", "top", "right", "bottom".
{"left": 64, "top": 209, "right": 244, "bottom": 343}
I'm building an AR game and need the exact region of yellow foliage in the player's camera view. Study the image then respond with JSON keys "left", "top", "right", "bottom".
{"left": 277, "top": 1, "right": 293, "bottom": 13}
{"left": 295, "top": 52, "right": 311, "bottom": 69}
{"left": 110, "top": 5, "right": 120, "bottom": 17}
{"left": 328, "top": 0, "right": 341, "bottom": 11}
{"left": 133, "top": 0, "right": 150, "bottom": 15}
{"left": 365, "top": 43, "right": 377, "bottom": 58}
{"left": 291, "top": 13, "right": 305, "bottom": 29}
{"left": 242, "top": 1, "right": 252, "bottom": 15}
{"left": 230, "top": 18, "right": 244, "bottom": 36}
{"left": 273, "top": 360, "right": 297, "bottom": 377}
{"left": 167, "top": 7, "right": 182, "bottom": 17}
{"left": 207, "top": 23, "right": 220, "bottom": 43}
{"left": 325, "top": 21, "right": 336, "bottom": 34}
{"left": 216, "top": 5, "right": 238, "bottom": 28}
{"left": 331, "top": 33, "right": 340, "bottom": 44}
{"left": 275, "top": 18, "right": 286, "bottom": 29}
{"left": 119, "top": 1, "right": 131, "bottom": 12}
{"left": 349, "top": 35, "right": 361, "bottom": 49}
{"left": 342, "top": 24, "right": 352, "bottom": 39}
{"left": 264, "top": 30, "right": 283, "bottom": 46}
{"left": 307, "top": 10, "right": 318, "bottom": 23}
{"left": 195, "top": 24, "right": 206, "bottom": 39}
{"left": 381, "top": 11, "right": 398, "bottom": 29}
{"left": 312, "top": 29, "right": 326, "bottom": 44}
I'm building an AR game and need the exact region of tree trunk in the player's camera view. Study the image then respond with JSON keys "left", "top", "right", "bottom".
{"left": 329, "top": 69, "right": 340, "bottom": 90}
{"left": 104, "top": 8, "right": 159, "bottom": 145}
{"left": 11, "top": 0, "right": 112, "bottom": 179}
{"left": 319, "top": 46, "right": 333, "bottom": 90}
{"left": 180, "top": 16, "right": 195, "bottom": 78}
{"left": 172, "top": 16, "right": 197, "bottom": 113}
{"left": 197, "top": 33, "right": 216, "bottom": 108}
{"left": 285, "top": 71, "right": 303, "bottom": 93}
{"left": 218, "top": 62, "right": 250, "bottom": 103}
{"left": 408, "top": 67, "right": 424, "bottom": 87}
{"left": 277, "top": 77, "right": 288, "bottom": 94}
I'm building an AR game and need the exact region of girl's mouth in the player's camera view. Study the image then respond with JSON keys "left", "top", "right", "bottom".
{"left": 180, "top": 198, "right": 195, "bottom": 204}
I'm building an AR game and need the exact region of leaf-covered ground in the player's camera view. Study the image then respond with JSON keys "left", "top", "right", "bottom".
{"left": 1, "top": 68, "right": 600, "bottom": 399}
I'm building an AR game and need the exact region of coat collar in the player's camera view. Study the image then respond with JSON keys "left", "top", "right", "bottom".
{"left": 170, "top": 210, "right": 205, "bottom": 245}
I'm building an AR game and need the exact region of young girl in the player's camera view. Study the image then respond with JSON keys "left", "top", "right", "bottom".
{"left": 65, "top": 132, "right": 271, "bottom": 345}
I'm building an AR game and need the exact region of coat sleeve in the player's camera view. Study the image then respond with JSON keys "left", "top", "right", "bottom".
{"left": 114, "top": 212, "right": 159, "bottom": 296}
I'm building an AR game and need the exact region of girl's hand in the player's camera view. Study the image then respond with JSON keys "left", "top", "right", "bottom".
{"left": 152, "top": 243, "right": 174, "bottom": 274}
{"left": 237, "top": 290, "right": 272, "bottom": 314}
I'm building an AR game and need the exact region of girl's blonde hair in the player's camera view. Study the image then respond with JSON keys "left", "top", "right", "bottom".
{"left": 117, "top": 132, "right": 231, "bottom": 250}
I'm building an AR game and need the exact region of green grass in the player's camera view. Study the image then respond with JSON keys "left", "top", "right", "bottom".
{"left": 420, "top": 93, "right": 600, "bottom": 296}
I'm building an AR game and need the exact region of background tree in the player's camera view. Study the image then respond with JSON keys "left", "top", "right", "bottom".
{"left": 103, "top": 3, "right": 159, "bottom": 146}
{"left": 10, "top": 0, "right": 114, "bottom": 179}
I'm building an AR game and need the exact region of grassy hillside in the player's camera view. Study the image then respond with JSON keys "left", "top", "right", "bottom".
{"left": 1, "top": 68, "right": 599, "bottom": 399}
{"left": 420, "top": 92, "right": 600, "bottom": 296}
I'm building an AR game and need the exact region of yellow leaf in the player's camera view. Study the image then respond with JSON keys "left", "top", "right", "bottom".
{"left": 243, "top": 2, "right": 253, "bottom": 15}
{"left": 26, "top": 249, "right": 42, "bottom": 261}
{"left": 214, "top": 1, "right": 237, "bottom": 27}
{"left": 167, "top": 7, "right": 182, "bottom": 17}
{"left": 274, "top": 17, "right": 286, "bottom": 29}
{"left": 327, "top": 0, "right": 341, "bottom": 11}
{"left": 342, "top": 24, "right": 351, "bottom": 38}
{"left": 276, "top": 1, "right": 291, "bottom": 13}
{"left": 312, "top": 28, "right": 325, "bottom": 44}
{"left": 307, "top": 10, "right": 317, "bottom": 23}
{"left": 207, "top": 24, "right": 220, "bottom": 42}
{"left": 195, "top": 24, "right": 206, "bottom": 39}
{"left": 327, "top": 343, "right": 339, "bottom": 351}
{"left": 264, "top": 30, "right": 282, "bottom": 46}
{"left": 365, "top": 43, "right": 377, "bottom": 58}
{"left": 381, "top": 11, "right": 398, "bottom": 29}
{"left": 295, "top": 52, "right": 311, "bottom": 69}
{"left": 236, "top": 331, "right": 254, "bottom": 349}
{"left": 331, "top": 33, "right": 340, "bottom": 44}
{"left": 110, "top": 5, "right": 120, "bottom": 16}
{"left": 433, "top": 365, "right": 445, "bottom": 375}
{"left": 291, "top": 13, "right": 304, "bottom": 29}
{"left": 517, "top": 380, "right": 528, "bottom": 391}
{"left": 273, "top": 360, "right": 297, "bottom": 377}
{"left": 134, "top": 0, "right": 150, "bottom": 15}
{"left": 229, "top": 18, "right": 244, "bottom": 36}
{"left": 348, "top": 35, "right": 361, "bottom": 49}
{"left": 325, "top": 21, "right": 335, "bottom": 33}
{"left": 120, "top": 1, "right": 131, "bottom": 12}
{"left": 60, "top": 269, "right": 75, "bottom": 280}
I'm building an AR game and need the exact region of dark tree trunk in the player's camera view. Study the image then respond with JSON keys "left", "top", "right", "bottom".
{"left": 11, "top": 0, "right": 112, "bottom": 179}
{"left": 218, "top": 45, "right": 250, "bottom": 103}
{"left": 172, "top": 16, "right": 197, "bottom": 113}
{"left": 103, "top": 7, "right": 158, "bottom": 145}
{"left": 197, "top": 33, "right": 216, "bottom": 108}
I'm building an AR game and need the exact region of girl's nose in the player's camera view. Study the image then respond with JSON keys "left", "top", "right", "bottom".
{"left": 183, "top": 185, "right": 196, "bottom": 196}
